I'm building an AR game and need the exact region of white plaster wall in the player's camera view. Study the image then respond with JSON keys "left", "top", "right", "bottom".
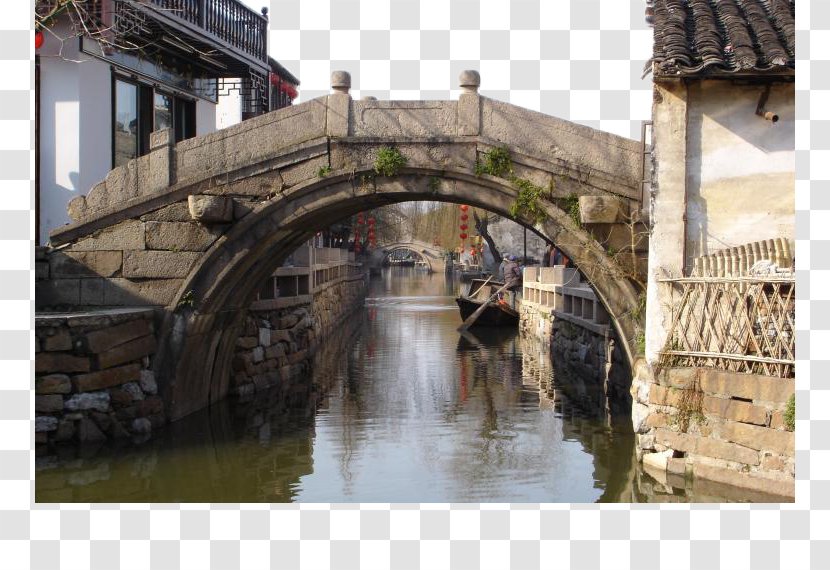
{"left": 216, "top": 87, "right": 242, "bottom": 130}
{"left": 685, "top": 81, "right": 794, "bottom": 261}
{"left": 38, "top": 20, "right": 110, "bottom": 245}
{"left": 196, "top": 98, "right": 217, "bottom": 136}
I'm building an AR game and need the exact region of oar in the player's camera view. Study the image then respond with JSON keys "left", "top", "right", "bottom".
{"left": 457, "top": 283, "right": 511, "bottom": 332}
{"left": 468, "top": 274, "right": 493, "bottom": 299}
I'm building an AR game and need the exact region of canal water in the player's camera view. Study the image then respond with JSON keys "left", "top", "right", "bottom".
{"left": 37, "top": 268, "right": 771, "bottom": 503}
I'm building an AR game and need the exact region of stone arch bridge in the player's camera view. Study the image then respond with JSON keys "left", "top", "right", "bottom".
{"left": 39, "top": 71, "right": 646, "bottom": 420}
{"left": 369, "top": 240, "right": 448, "bottom": 273}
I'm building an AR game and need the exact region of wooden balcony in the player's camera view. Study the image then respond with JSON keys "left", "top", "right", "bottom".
{"left": 93, "top": 0, "right": 268, "bottom": 75}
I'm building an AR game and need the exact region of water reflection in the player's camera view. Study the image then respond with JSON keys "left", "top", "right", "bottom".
{"left": 37, "top": 268, "right": 778, "bottom": 503}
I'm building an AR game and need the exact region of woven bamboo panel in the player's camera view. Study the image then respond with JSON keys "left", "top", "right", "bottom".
{"left": 659, "top": 277, "right": 795, "bottom": 378}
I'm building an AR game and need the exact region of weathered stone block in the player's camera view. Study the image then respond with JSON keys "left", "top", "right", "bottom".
{"left": 54, "top": 419, "right": 75, "bottom": 442}
{"left": 42, "top": 329, "right": 72, "bottom": 352}
{"left": 145, "top": 221, "right": 225, "bottom": 251}
{"left": 654, "top": 428, "right": 696, "bottom": 452}
{"left": 36, "top": 374, "right": 72, "bottom": 394}
{"left": 642, "top": 449, "right": 672, "bottom": 472}
{"left": 73, "top": 363, "right": 142, "bottom": 392}
{"left": 86, "top": 319, "right": 153, "bottom": 353}
{"left": 36, "top": 416, "right": 58, "bottom": 432}
{"left": 36, "top": 353, "right": 90, "bottom": 374}
{"left": 140, "top": 202, "right": 192, "bottom": 222}
{"left": 122, "top": 250, "right": 201, "bottom": 278}
{"left": 699, "top": 369, "right": 794, "bottom": 405}
{"left": 703, "top": 396, "right": 768, "bottom": 426}
{"left": 645, "top": 412, "right": 670, "bottom": 429}
{"left": 139, "top": 370, "right": 157, "bottom": 395}
{"left": 667, "top": 457, "right": 686, "bottom": 475}
{"left": 694, "top": 436, "right": 759, "bottom": 465}
{"left": 271, "top": 330, "right": 291, "bottom": 344}
{"left": 692, "top": 463, "right": 794, "bottom": 499}
{"left": 457, "top": 92, "right": 480, "bottom": 136}
{"left": 102, "top": 278, "right": 183, "bottom": 306}
{"left": 120, "top": 382, "right": 145, "bottom": 402}
{"left": 80, "top": 278, "right": 105, "bottom": 305}
{"left": 578, "top": 196, "right": 629, "bottom": 224}
{"left": 70, "top": 220, "right": 145, "bottom": 252}
{"left": 660, "top": 367, "right": 698, "bottom": 390}
{"left": 78, "top": 417, "right": 107, "bottom": 442}
{"left": 36, "top": 279, "right": 81, "bottom": 307}
{"left": 718, "top": 421, "right": 794, "bottom": 455}
{"left": 137, "top": 396, "right": 163, "bottom": 416}
{"left": 36, "top": 395, "right": 64, "bottom": 413}
{"left": 49, "top": 251, "right": 122, "bottom": 278}
{"left": 252, "top": 346, "right": 264, "bottom": 363}
{"left": 649, "top": 384, "right": 684, "bottom": 408}
{"left": 188, "top": 195, "right": 233, "bottom": 223}
{"left": 131, "top": 417, "right": 152, "bottom": 435}
{"left": 64, "top": 391, "right": 110, "bottom": 413}
{"left": 236, "top": 336, "right": 258, "bottom": 349}
{"left": 258, "top": 327, "right": 272, "bottom": 347}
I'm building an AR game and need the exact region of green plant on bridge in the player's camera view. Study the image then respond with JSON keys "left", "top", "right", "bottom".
{"left": 374, "top": 146, "right": 407, "bottom": 177}
{"left": 317, "top": 165, "right": 332, "bottom": 178}
{"left": 177, "top": 289, "right": 195, "bottom": 310}
{"left": 509, "top": 178, "right": 551, "bottom": 225}
{"left": 475, "top": 146, "right": 513, "bottom": 178}
{"left": 784, "top": 393, "right": 795, "bottom": 431}
{"left": 428, "top": 176, "right": 441, "bottom": 191}
{"left": 562, "top": 193, "right": 582, "bottom": 227}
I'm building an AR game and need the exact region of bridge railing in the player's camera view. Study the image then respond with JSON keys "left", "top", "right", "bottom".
{"left": 657, "top": 276, "right": 795, "bottom": 378}
{"left": 522, "top": 266, "right": 610, "bottom": 335}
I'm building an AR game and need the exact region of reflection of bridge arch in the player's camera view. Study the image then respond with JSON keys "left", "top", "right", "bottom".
{"left": 41, "top": 80, "right": 644, "bottom": 420}
{"left": 371, "top": 240, "right": 447, "bottom": 273}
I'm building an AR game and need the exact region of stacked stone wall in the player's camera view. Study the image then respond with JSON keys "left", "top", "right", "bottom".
{"left": 35, "top": 309, "right": 163, "bottom": 446}
{"left": 230, "top": 277, "right": 366, "bottom": 398}
{"left": 632, "top": 366, "right": 795, "bottom": 499}
{"left": 519, "top": 304, "right": 629, "bottom": 416}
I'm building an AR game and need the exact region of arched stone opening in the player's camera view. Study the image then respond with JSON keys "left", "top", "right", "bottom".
{"left": 155, "top": 169, "right": 641, "bottom": 420}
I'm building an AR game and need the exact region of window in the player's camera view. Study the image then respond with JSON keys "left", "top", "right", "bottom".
{"left": 113, "top": 76, "right": 197, "bottom": 167}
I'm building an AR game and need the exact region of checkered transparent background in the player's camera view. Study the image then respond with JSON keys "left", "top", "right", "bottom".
{"left": 0, "top": 0, "right": 824, "bottom": 568}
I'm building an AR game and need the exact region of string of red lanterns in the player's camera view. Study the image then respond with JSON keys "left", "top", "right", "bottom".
{"left": 459, "top": 204, "right": 469, "bottom": 242}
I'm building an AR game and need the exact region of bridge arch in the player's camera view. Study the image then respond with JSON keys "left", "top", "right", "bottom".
{"left": 370, "top": 240, "right": 448, "bottom": 273}
{"left": 44, "top": 81, "right": 644, "bottom": 420}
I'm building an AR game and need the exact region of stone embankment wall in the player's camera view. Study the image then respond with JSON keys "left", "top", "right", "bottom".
{"left": 519, "top": 266, "right": 630, "bottom": 416}
{"left": 230, "top": 275, "right": 366, "bottom": 399}
{"left": 631, "top": 365, "right": 795, "bottom": 499}
{"left": 35, "top": 309, "right": 163, "bottom": 446}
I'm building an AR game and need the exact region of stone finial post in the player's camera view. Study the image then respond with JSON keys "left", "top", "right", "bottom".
{"left": 327, "top": 71, "right": 352, "bottom": 137}
{"left": 458, "top": 70, "right": 481, "bottom": 136}
{"left": 331, "top": 70, "right": 351, "bottom": 94}
{"left": 459, "top": 70, "right": 481, "bottom": 93}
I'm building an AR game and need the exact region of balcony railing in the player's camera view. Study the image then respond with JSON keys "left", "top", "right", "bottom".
{"left": 142, "top": 0, "right": 267, "bottom": 62}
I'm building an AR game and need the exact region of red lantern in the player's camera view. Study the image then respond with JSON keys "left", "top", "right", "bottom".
{"left": 460, "top": 205, "right": 469, "bottom": 212}
{"left": 460, "top": 214, "right": 468, "bottom": 221}
{"left": 459, "top": 233, "right": 468, "bottom": 240}
{"left": 368, "top": 217, "right": 375, "bottom": 225}
{"left": 460, "top": 224, "right": 468, "bottom": 231}
{"left": 35, "top": 30, "right": 44, "bottom": 50}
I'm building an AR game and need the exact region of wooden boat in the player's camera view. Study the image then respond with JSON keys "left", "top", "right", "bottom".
{"left": 455, "top": 278, "right": 519, "bottom": 327}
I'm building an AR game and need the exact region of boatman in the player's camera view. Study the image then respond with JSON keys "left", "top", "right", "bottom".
{"left": 503, "top": 255, "right": 523, "bottom": 309}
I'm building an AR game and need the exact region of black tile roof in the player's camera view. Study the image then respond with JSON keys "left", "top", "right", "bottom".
{"left": 651, "top": 0, "right": 795, "bottom": 78}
